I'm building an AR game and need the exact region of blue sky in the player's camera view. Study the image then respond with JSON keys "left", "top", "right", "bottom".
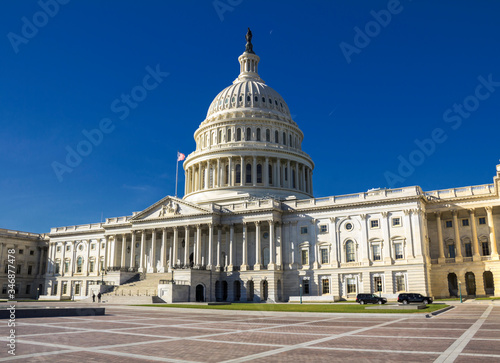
{"left": 1, "top": 0, "right": 500, "bottom": 233}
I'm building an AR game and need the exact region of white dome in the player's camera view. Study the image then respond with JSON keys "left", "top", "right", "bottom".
{"left": 207, "top": 80, "right": 291, "bottom": 120}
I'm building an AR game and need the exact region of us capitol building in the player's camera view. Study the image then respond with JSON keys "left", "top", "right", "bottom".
{"left": 2, "top": 31, "right": 499, "bottom": 302}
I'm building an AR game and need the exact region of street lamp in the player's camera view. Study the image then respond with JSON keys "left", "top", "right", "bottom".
{"left": 101, "top": 267, "right": 105, "bottom": 285}
{"left": 299, "top": 283, "right": 303, "bottom": 304}
{"left": 458, "top": 280, "right": 462, "bottom": 303}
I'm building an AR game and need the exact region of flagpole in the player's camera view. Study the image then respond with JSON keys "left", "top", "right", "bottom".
{"left": 175, "top": 151, "right": 179, "bottom": 198}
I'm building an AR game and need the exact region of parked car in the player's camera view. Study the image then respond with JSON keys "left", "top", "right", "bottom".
{"left": 397, "top": 293, "right": 433, "bottom": 305}
{"left": 356, "top": 293, "right": 387, "bottom": 305}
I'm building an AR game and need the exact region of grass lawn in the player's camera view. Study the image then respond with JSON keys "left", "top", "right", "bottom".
{"left": 475, "top": 297, "right": 500, "bottom": 300}
{"left": 136, "top": 303, "right": 448, "bottom": 314}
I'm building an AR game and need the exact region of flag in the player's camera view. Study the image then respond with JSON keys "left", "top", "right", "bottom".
{"left": 177, "top": 152, "right": 185, "bottom": 161}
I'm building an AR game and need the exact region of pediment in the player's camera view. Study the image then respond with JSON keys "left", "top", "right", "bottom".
{"left": 130, "top": 196, "right": 213, "bottom": 221}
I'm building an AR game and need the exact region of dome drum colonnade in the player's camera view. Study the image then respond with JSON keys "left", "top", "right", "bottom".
{"left": 183, "top": 38, "right": 314, "bottom": 204}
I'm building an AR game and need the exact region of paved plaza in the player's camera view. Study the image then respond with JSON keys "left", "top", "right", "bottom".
{"left": 1, "top": 303, "right": 499, "bottom": 362}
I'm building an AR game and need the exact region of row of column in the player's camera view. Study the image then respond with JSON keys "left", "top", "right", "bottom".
{"left": 185, "top": 156, "right": 312, "bottom": 195}
{"left": 435, "top": 207, "right": 498, "bottom": 262}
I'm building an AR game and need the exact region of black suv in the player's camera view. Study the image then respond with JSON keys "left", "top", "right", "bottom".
{"left": 397, "top": 293, "right": 433, "bottom": 305}
{"left": 356, "top": 293, "right": 387, "bottom": 305}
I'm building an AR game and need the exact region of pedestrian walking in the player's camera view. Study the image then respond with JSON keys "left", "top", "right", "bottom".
{"left": 97, "top": 292, "right": 102, "bottom": 303}
{"left": 92, "top": 293, "right": 95, "bottom": 302}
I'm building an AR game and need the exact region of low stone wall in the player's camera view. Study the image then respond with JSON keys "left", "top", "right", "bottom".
{"left": 289, "top": 295, "right": 338, "bottom": 303}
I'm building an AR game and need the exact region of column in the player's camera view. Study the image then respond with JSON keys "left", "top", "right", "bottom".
{"left": 228, "top": 157, "right": 233, "bottom": 186}
{"left": 452, "top": 211, "right": 463, "bottom": 261}
{"left": 276, "top": 158, "right": 281, "bottom": 187}
{"left": 469, "top": 209, "right": 481, "bottom": 260}
{"left": 301, "top": 164, "right": 305, "bottom": 192}
{"left": 241, "top": 222, "right": 248, "bottom": 271}
{"left": 329, "top": 218, "right": 338, "bottom": 267}
{"left": 252, "top": 157, "right": 257, "bottom": 186}
{"left": 264, "top": 157, "right": 269, "bottom": 187}
{"left": 103, "top": 236, "right": 109, "bottom": 271}
{"left": 196, "top": 224, "right": 202, "bottom": 266}
{"left": 268, "top": 220, "right": 275, "bottom": 269}
{"left": 381, "top": 212, "right": 392, "bottom": 264}
{"left": 204, "top": 161, "right": 209, "bottom": 189}
{"left": 309, "top": 169, "right": 313, "bottom": 195}
{"left": 150, "top": 229, "right": 157, "bottom": 272}
{"left": 277, "top": 222, "right": 283, "bottom": 267}
{"left": 436, "top": 212, "right": 445, "bottom": 262}
{"left": 159, "top": 228, "right": 166, "bottom": 272}
{"left": 254, "top": 221, "right": 262, "bottom": 270}
{"left": 216, "top": 226, "right": 222, "bottom": 271}
{"left": 120, "top": 234, "right": 127, "bottom": 269}
{"left": 198, "top": 163, "right": 202, "bottom": 190}
{"left": 184, "top": 226, "right": 190, "bottom": 267}
{"left": 228, "top": 224, "right": 234, "bottom": 271}
{"left": 287, "top": 160, "right": 291, "bottom": 189}
{"left": 139, "top": 231, "right": 146, "bottom": 272}
{"left": 294, "top": 162, "right": 299, "bottom": 190}
{"left": 311, "top": 219, "right": 318, "bottom": 269}
{"left": 360, "top": 214, "right": 370, "bottom": 264}
{"left": 129, "top": 231, "right": 136, "bottom": 270}
{"left": 207, "top": 223, "right": 213, "bottom": 269}
{"left": 240, "top": 156, "right": 245, "bottom": 186}
{"left": 404, "top": 210, "right": 415, "bottom": 259}
{"left": 217, "top": 158, "right": 221, "bottom": 187}
{"left": 486, "top": 206, "right": 499, "bottom": 258}
{"left": 173, "top": 227, "right": 179, "bottom": 267}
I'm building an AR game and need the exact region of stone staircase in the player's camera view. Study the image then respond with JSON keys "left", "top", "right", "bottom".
{"left": 106, "top": 272, "right": 173, "bottom": 297}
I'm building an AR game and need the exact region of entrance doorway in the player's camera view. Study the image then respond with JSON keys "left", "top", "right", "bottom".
{"left": 247, "top": 280, "right": 254, "bottom": 301}
{"left": 484, "top": 271, "right": 495, "bottom": 295}
{"left": 195, "top": 284, "right": 204, "bottom": 302}
{"left": 222, "top": 281, "right": 228, "bottom": 301}
{"left": 448, "top": 273, "right": 458, "bottom": 297}
{"left": 465, "top": 272, "right": 476, "bottom": 296}
{"left": 261, "top": 280, "right": 268, "bottom": 301}
{"left": 234, "top": 281, "right": 241, "bottom": 301}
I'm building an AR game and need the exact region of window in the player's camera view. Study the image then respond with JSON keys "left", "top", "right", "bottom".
{"left": 30, "top": 250, "right": 34, "bottom": 255}
{"left": 462, "top": 219, "right": 469, "bottom": 227}
{"left": 256, "top": 164, "right": 262, "bottom": 183}
{"left": 89, "top": 260, "right": 95, "bottom": 273}
{"left": 300, "top": 226, "right": 308, "bottom": 234}
{"left": 266, "top": 129, "right": 270, "bottom": 142}
{"left": 19, "top": 249, "right": 24, "bottom": 255}
{"left": 289, "top": 135, "right": 293, "bottom": 147}
{"left": 236, "top": 128, "right": 241, "bottom": 141}
{"left": 394, "top": 243, "right": 404, "bottom": 260}
{"left": 57, "top": 246, "right": 61, "bottom": 252}
{"left": 303, "top": 279, "right": 310, "bottom": 294}
{"left": 55, "top": 261, "right": 60, "bottom": 274}
{"left": 66, "top": 245, "right": 71, "bottom": 251}
{"left": 62, "top": 281, "right": 68, "bottom": 295}
{"left": 283, "top": 132, "right": 286, "bottom": 145}
{"left": 482, "top": 241, "right": 490, "bottom": 256}
{"left": 16, "top": 265, "right": 22, "bottom": 274}
{"left": 225, "top": 165, "right": 229, "bottom": 185}
{"left": 235, "top": 164, "right": 241, "bottom": 184}
{"left": 374, "top": 276, "right": 382, "bottom": 293}
{"left": 321, "top": 248, "right": 329, "bottom": 264}
{"left": 74, "top": 283, "right": 80, "bottom": 295}
{"left": 256, "top": 128, "right": 261, "bottom": 141}
{"left": 479, "top": 217, "right": 486, "bottom": 225}
{"left": 25, "top": 285, "right": 31, "bottom": 294}
{"left": 448, "top": 244, "right": 456, "bottom": 258}
{"left": 345, "top": 223, "right": 353, "bottom": 231}
{"left": 27, "top": 265, "right": 33, "bottom": 275}
{"left": 346, "top": 240, "right": 355, "bottom": 262}
{"left": 464, "top": 243, "right": 472, "bottom": 257}
{"left": 218, "top": 130, "right": 222, "bottom": 143}
{"left": 246, "top": 127, "right": 251, "bottom": 141}
{"left": 396, "top": 275, "right": 406, "bottom": 292}
{"left": 322, "top": 279, "right": 330, "bottom": 294}
{"left": 52, "top": 283, "right": 58, "bottom": 295}
{"left": 301, "top": 250, "right": 309, "bottom": 265}
{"left": 268, "top": 164, "right": 273, "bottom": 185}
{"left": 275, "top": 130, "right": 279, "bottom": 143}
{"left": 372, "top": 244, "right": 381, "bottom": 261}
{"left": 78, "top": 244, "right": 84, "bottom": 251}
{"left": 246, "top": 164, "right": 252, "bottom": 183}
{"left": 347, "top": 278, "right": 356, "bottom": 294}
{"left": 320, "top": 225, "right": 328, "bottom": 233}
{"left": 2, "top": 285, "right": 6, "bottom": 294}
{"left": 370, "top": 220, "right": 379, "bottom": 229}
{"left": 392, "top": 217, "right": 401, "bottom": 227}
{"left": 64, "top": 260, "right": 69, "bottom": 273}
{"left": 91, "top": 243, "right": 96, "bottom": 250}
{"left": 101, "top": 242, "right": 105, "bottom": 249}
{"left": 76, "top": 257, "right": 83, "bottom": 273}
{"left": 445, "top": 220, "right": 453, "bottom": 228}
{"left": 292, "top": 170, "right": 296, "bottom": 188}
{"left": 254, "top": 96, "right": 258, "bottom": 102}
{"left": 227, "top": 128, "right": 232, "bottom": 142}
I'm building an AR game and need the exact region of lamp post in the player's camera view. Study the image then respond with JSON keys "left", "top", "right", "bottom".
{"left": 299, "top": 282, "right": 303, "bottom": 304}
{"left": 101, "top": 267, "right": 105, "bottom": 285}
{"left": 458, "top": 280, "right": 462, "bottom": 303}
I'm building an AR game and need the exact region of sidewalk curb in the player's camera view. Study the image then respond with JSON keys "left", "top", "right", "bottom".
{"left": 426, "top": 304, "right": 454, "bottom": 318}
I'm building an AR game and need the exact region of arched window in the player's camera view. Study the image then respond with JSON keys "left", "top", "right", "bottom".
{"left": 346, "top": 240, "right": 355, "bottom": 262}
{"left": 236, "top": 128, "right": 241, "bottom": 141}
{"left": 225, "top": 165, "right": 229, "bottom": 185}
{"left": 256, "top": 128, "right": 261, "bottom": 141}
{"left": 246, "top": 164, "right": 252, "bottom": 183}
{"left": 246, "top": 127, "right": 251, "bottom": 141}
{"left": 202, "top": 169, "right": 206, "bottom": 189}
{"left": 285, "top": 167, "right": 288, "bottom": 182}
{"left": 292, "top": 169, "right": 296, "bottom": 188}
{"left": 235, "top": 164, "right": 241, "bottom": 184}
{"left": 257, "top": 164, "right": 262, "bottom": 183}
{"left": 289, "top": 134, "right": 292, "bottom": 147}
{"left": 275, "top": 130, "right": 279, "bottom": 143}
{"left": 266, "top": 129, "right": 270, "bottom": 142}
{"left": 218, "top": 130, "right": 222, "bottom": 144}
{"left": 227, "top": 128, "right": 231, "bottom": 142}
{"left": 268, "top": 164, "right": 273, "bottom": 185}
{"left": 209, "top": 167, "right": 214, "bottom": 188}
{"left": 76, "top": 257, "right": 83, "bottom": 273}
{"left": 283, "top": 132, "right": 287, "bottom": 145}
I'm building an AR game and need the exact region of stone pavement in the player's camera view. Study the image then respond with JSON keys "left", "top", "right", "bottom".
{"left": 0, "top": 303, "right": 499, "bottom": 362}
